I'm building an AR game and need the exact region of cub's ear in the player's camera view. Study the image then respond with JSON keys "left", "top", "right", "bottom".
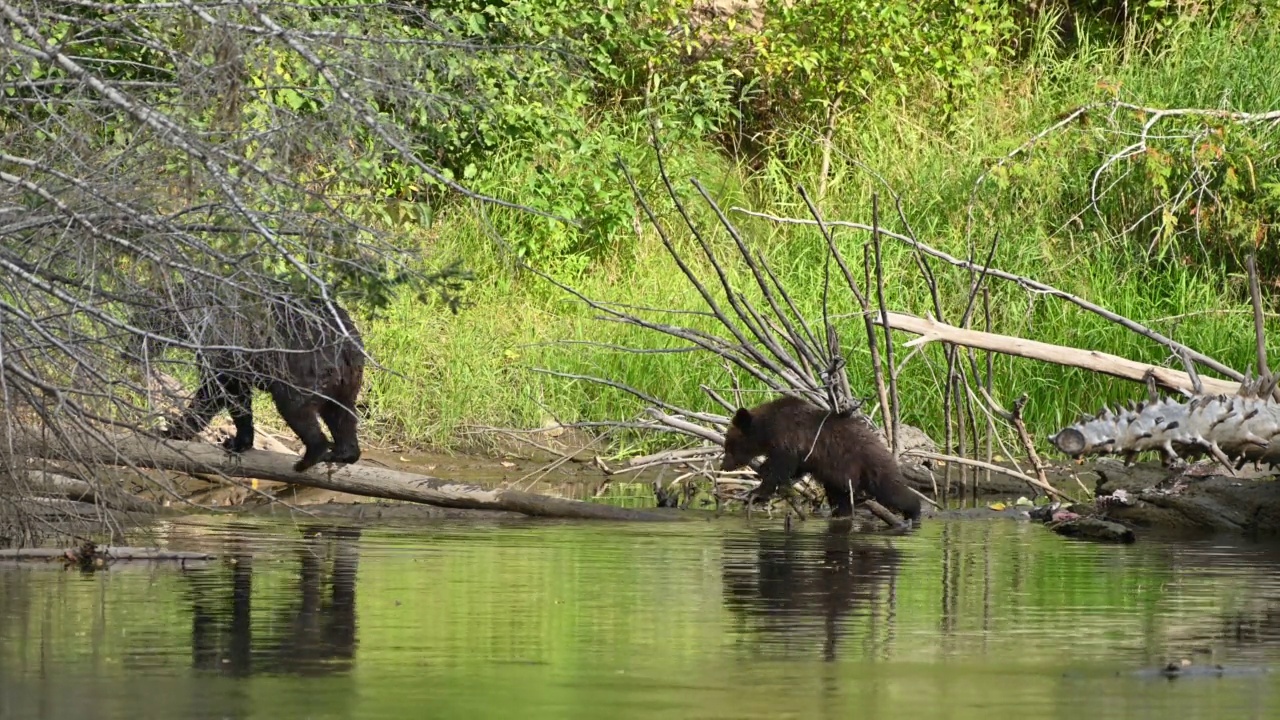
{"left": 731, "top": 407, "right": 752, "bottom": 429}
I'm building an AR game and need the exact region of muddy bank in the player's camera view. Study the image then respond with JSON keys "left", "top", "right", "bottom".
{"left": 16, "top": 422, "right": 1280, "bottom": 539}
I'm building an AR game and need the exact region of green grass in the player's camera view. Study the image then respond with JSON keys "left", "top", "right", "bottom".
{"left": 350, "top": 6, "right": 1280, "bottom": 457}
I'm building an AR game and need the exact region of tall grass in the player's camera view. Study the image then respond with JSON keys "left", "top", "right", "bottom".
{"left": 354, "top": 8, "right": 1279, "bottom": 456}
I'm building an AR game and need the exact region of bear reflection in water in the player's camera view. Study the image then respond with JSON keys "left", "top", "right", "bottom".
{"left": 722, "top": 528, "right": 902, "bottom": 661}
{"left": 183, "top": 525, "right": 361, "bottom": 676}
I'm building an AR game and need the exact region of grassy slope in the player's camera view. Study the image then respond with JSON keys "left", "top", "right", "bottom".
{"left": 354, "top": 9, "right": 1280, "bottom": 457}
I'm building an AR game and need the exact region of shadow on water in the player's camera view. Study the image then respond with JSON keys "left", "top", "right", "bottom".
{"left": 722, "top": 526, "right": 901, "bottom": 662}
{"left": 184, "top": 525, "right": 361, "bottom": 677}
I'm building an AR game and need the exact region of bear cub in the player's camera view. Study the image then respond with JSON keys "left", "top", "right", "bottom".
{"left": 132, "top": 285, "right": 366, "bottom": 473}
{"left": 720, "top": 395, "right": 921, "bottom": 523}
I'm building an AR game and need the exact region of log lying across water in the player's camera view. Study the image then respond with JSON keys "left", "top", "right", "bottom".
{"left": 14, "top": 433, "right": 683, "bottom": 522}
{"left": 0, "top": 547, "right": 214, "bottom": 562}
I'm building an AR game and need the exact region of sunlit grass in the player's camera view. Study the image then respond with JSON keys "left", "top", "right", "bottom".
{"left": 355, "top": 8, "right": 1279, "bottom": 456}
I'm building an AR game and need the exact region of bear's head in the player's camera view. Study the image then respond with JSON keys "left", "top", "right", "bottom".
{"left": 721, "top": 407, "right": 764, "bottom": 471}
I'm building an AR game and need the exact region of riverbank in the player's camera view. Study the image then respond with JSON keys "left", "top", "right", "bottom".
{"left": 40, "top": 420, "right": 1279, "bottom": 543}
{"left": 349, "top": 5, "right": 1280, "bottom": 458}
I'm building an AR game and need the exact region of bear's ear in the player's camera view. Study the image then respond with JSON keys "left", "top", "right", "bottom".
{"left": 731, "top": 408, "right": 752, "bottom": 429}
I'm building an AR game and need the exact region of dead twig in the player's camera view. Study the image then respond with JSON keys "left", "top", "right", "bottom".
{"left": 902, "top": 449, "right": 1074, "bottom": 502}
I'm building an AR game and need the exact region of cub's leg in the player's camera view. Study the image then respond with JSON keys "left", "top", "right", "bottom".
{"left": 269, "top": 385, "right": 332, "bottom": 472}
{"left": 162, "top": 372, "right": 233, "bottom": 441}
{"left": 747, "top": 454, "right": 800, "bottom": 508}
{"left": 824, "top": 479, "right": 855, "bottom": 518}
{"left": 319, "top": 399, "right": 361, "bottom": 465}
{"left": 221, "top": 377, "right": 256, "bottom": 453}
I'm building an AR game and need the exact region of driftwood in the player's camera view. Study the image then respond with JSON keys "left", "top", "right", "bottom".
{"left": 886, "top": 312, "right": 1239, "bottom": 396}
{"left": 1050, "top": 372, "right": 1280, "bottom": 470}
{"left": 1050, "top": 255, "right": 1280, "bottom": 472}
{"left": 12, "top": 433, "right": 683, "bottom": 522}
{"left": 0, "top": 546, "right": 214, "bottom": 562}
{"left": 20, "top": 470, "right": 160, "bottom": 513}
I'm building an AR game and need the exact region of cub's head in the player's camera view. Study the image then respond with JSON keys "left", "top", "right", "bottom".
{"left": 720, "top": 407, "right": 766, "bottom": 471}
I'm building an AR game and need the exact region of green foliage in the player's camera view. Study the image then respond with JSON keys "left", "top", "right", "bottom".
{"left": 349, "top": 3, "right": 1280, "bottom": 456}
{"left": 8, "top": 0, "right": 1273, "bottom": 454}
{"left": 755, "top": 0, "right": 1019, "bottom": 117}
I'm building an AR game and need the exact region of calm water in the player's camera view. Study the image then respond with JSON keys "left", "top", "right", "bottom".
{"left": 2, "top": 515, "right": 1280, "bottom": 719}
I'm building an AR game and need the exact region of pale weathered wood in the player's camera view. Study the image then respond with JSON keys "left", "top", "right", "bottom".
{"left": 13, "top": 432, "right": 682, "bottom": 522}
{"left": 23, "top": 470, "right": 160, "bottom": 513}
{"left": 0, "top": 547, "right": 214, "bottom": 561}
{"left": 884, "top": 312, "right": 1240, "bottom": 396}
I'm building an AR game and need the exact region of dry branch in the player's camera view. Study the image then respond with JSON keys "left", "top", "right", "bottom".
{"left": 902, "top": 450, "right": 1072, "bottom": 501}
{"left": 885, "top": 312, "right": 1239, "bottom": 395}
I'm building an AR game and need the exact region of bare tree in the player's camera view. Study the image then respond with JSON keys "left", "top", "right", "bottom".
{"left": 0, "top": 0, "right": 572, "bottom": 544}
{"left": 530, "top": 98, "right": 1280, "bottom": 520}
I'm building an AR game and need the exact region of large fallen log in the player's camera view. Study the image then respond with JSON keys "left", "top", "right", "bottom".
{"left": 885, "top": 312, "right": 1239, "bottom": 396}
{"left": 14, "top": 433, "right": 684, "bottom": 522}
{"left": 0, "top": 547, "right": 214, "bottom": 562}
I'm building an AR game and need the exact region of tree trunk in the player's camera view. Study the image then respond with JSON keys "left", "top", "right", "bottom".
{"left": 13, "top": 433, "right": 684, "bottom": 522}
{"left": 886, "top": 311, "right": 1239, "bottom": 395}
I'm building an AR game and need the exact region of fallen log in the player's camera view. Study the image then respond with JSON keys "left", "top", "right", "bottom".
{"left": 885, "top": 312, "right": 1239, "bottom": 396}
{"left": 14, "top": 432, "right": 684, "bottom": 522}
{"left": 1047, "top": 515, "right": 1136, "bottom": 544}
{"left": 22, "top": 470, "right": 160, "bottom": 513}
{"left": 0, "top": 547, "right": 214, "bottom": 562}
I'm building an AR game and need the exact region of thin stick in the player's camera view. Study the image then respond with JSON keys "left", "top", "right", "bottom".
{"left": 871, "top": 194, "right": 901, "bottom": 457}
{"left": 1009, "top": 394, "right": 1051, "bottom": 492}
{"left": 978, "top": 388, "right": 1054, "bottom": 496}
{"left": 954, "top": 368, "right": 969, "bottom": 498}
{"left": 902, "top": 450, "right": 1074, "bottom": 502}
{"left": 691, "top": 178, "right": 829, "bottom": 383}
{"left": 1245, "top": 253, "right": 1275, "bottom": 399}
{"left": 983, "top": 288, "right": 994, "bottom": 486}
{"left": 863, "top": 247, "right": 894, "bottom": 446}
{"left": 797, "top": 185, "right": 891, "bottom": 424}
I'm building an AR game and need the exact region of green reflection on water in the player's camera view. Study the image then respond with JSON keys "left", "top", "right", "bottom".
{"left": 1, "top": 517, "right": 1278, "bottom": 719}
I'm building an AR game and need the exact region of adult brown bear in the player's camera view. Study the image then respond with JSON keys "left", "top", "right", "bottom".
{"left": 129, "top": 281, "right": 365, "bottom": 473}
{"left": 720, "top": 395, "right": 921, "bottom": 522}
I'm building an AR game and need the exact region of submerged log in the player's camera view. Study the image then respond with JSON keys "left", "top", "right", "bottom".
{"left": 14, "top": 433, "right": 684, "bottom": 522}
{"left": 1047, "top": 515, "right": 1136, "bottom": 544}
{"left": 0, "top": 546, "right": 214, "bottom": 562}
{"left": 861, "top": 498, "right": 911, "bottom": 531}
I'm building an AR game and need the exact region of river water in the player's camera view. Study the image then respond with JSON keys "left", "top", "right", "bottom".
{"left": 2, "top": 515, "right": 1279, "bottom": 719}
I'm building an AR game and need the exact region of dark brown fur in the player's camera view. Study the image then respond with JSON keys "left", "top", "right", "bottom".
{"left": 720, "top": 395, "right": 921, "bottom": 522}
{"left": 132, "top": 286, "right": 365, "bottom": 473}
